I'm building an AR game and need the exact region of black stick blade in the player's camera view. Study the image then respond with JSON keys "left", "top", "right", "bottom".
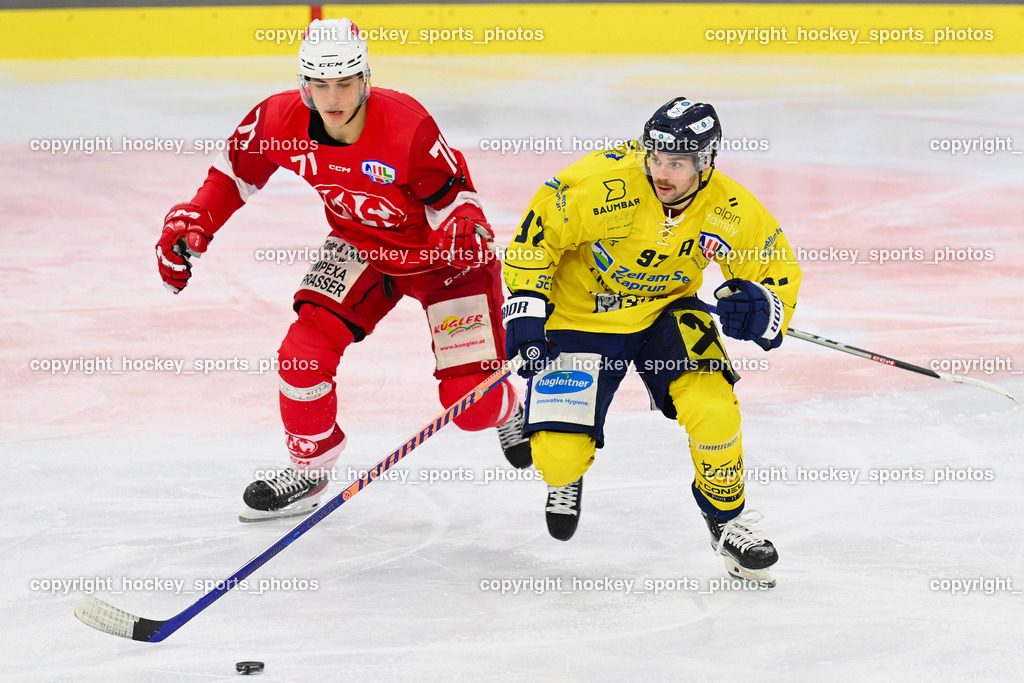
{"left": 74, "top": 597, "right": 165, "bottom": 642}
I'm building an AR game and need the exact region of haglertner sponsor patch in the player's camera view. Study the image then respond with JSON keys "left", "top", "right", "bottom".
{"left": 528, "top": 353, "right": 600, "bottom": 426}
{"left": 535, "top": 370, "right": 594, "bottom": 394}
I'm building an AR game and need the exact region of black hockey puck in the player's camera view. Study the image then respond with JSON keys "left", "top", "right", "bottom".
{"left": 236, "top": 661, "right": 264, "bottom": 675}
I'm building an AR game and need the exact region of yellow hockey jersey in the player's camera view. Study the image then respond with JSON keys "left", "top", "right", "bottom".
{"left": 503, "top": 142, "right": 802, "bottom": 335}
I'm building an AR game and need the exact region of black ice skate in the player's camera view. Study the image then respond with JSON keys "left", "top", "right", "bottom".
{"left": 703, "top": 510, "right": 778, "bottom": 587}
{"left": 546, "top": 477, "right": 583, "bottom": 541}
{"left": 239, "top": 468, "right": 329, "bottom": 523}
{"left": 497, "top": 403, "right": 532, "bottom": 469}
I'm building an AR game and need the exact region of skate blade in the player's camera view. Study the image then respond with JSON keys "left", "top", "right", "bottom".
{"left": 724, "top": 558, "right": 776, "bottom": 588}
{"left": 238, "top": 497, "right": 322, "bottom": 523}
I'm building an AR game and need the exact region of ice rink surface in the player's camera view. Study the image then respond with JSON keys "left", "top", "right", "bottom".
{"left": 2, "top": 53, "right": 1023, "bottom": 681}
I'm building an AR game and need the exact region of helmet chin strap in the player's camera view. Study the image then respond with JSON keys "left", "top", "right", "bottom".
{"left": 342, "top": 101, "right": 363, "bottom": 126}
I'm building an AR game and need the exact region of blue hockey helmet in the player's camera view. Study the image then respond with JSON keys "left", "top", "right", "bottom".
{"left": 640, "top": 97, "right": 722, "bottom": 173}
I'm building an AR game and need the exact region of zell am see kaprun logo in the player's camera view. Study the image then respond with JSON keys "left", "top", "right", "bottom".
{"left": 535, "top": 370, "right": 594, "bottom": 395}
{"left": 361, "top": 160, "right": 396, "bottom": 184}
{"left": 435, "top": 314, "right": 486, "bottom": 336}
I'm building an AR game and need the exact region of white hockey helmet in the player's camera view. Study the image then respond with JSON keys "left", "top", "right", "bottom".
{"left": 297, "top": 18, "right": 371, "bottom": 109}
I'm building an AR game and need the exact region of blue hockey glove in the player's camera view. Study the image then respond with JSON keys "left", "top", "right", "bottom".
{"left": 714, "top": 278, "right": 785, "bottom": 351}
{"left": 502, "top": 292, "right": 559, "bottom": 377}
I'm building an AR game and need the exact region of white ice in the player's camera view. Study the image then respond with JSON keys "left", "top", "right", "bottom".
{"left": 2, "top": 54, "right": 1023, "bottom": 681}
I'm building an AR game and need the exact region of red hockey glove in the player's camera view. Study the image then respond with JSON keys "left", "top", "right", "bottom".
{"left": 156, "top": 202, "right": 214, "bottom": 294}
{"left": 431, "top": 203, "right": 495, "bottom": 270}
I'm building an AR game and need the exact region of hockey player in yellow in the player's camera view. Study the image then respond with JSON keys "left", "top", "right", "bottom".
{"left": 501, "top": 97, "right": 801, "bottom": 585}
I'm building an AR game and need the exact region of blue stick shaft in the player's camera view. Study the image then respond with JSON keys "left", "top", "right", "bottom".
{"left": 141, "top": 362, "right": 514, "bottom": 641}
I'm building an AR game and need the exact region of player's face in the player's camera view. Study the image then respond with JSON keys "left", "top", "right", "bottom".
{"left": 647, "top": 151, "right": 700, "bottom": 205}
{"left": 308, "top": 75, "right": 365, "bottom": 119}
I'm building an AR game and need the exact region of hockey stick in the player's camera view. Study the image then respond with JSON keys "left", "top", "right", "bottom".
{"left": 707, "top": 303, "right": 1017, "bottom": 403}
{"left": 74, "top": 358, "right": 521, "bottom": 642}
{"left": 782, "top": 326, "right": 1017, "bottom": 402}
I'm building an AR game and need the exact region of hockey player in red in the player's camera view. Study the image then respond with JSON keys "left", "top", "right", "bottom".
{"left": 155, "top": 18, "right": 531, "bottom": 521}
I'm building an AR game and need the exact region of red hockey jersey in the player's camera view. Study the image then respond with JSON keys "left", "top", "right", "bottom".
{"left": 194, "top": 87, "right": 475, "bottom": 275}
